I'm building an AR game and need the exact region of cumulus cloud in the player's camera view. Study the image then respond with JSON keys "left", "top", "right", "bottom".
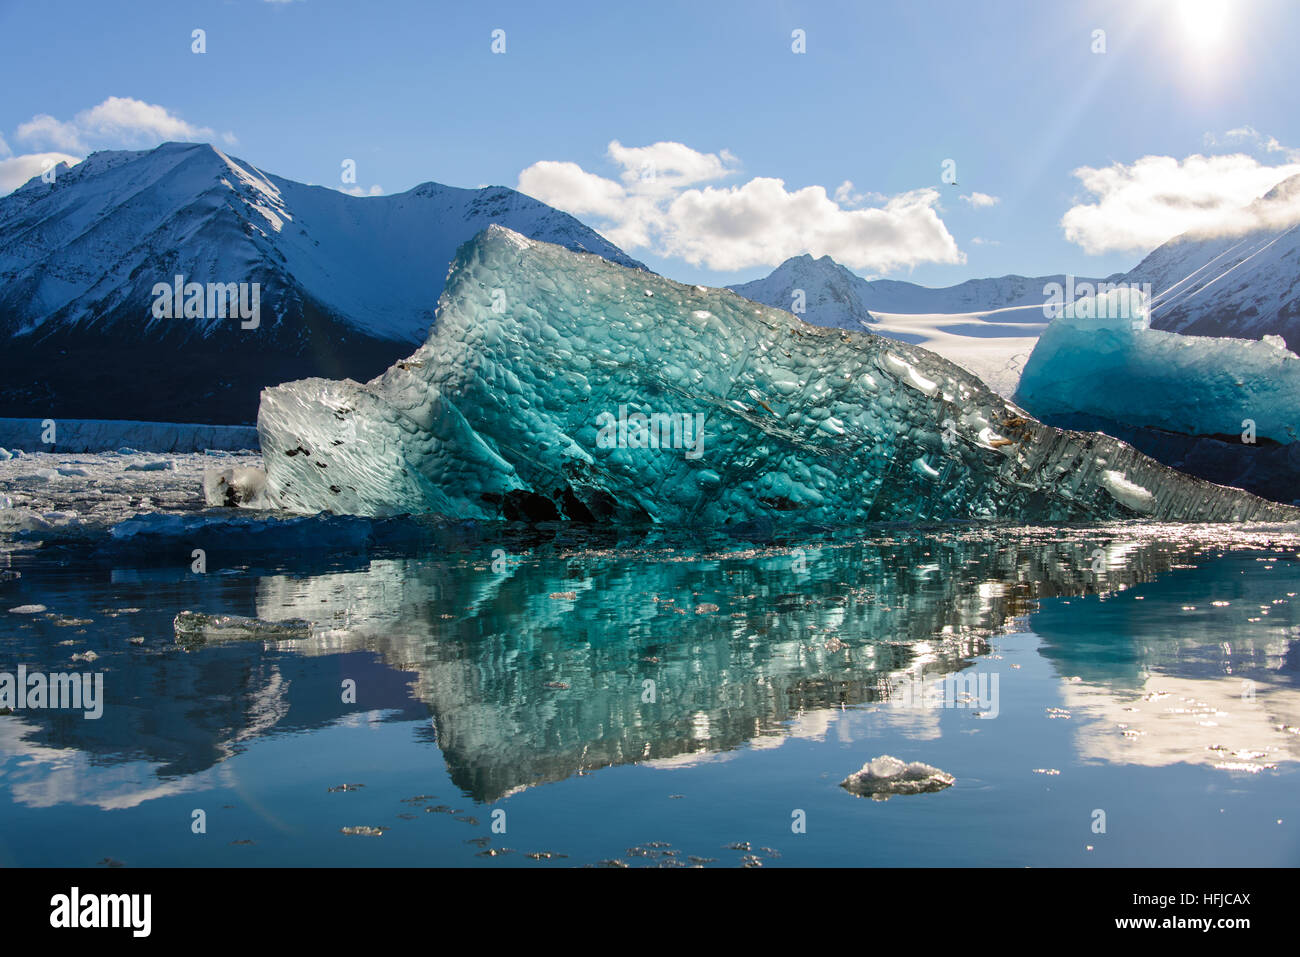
{"left": 1061, "top": 153, "right": 1300, "bottom": 254}
{"left": 833, "top": 180, "right": 887, "bottom": 208}
{"left": 15, "top": 97, "right": 225, "bottom": 153}
{"left": 1205, "top": 126, "right": 1300, "bottom": 161}
{"left": 339, "top": 184, "right": 383, "bottom": 197}
{"left": 960, "top": 191, "right": 999, "bottom": 208}
{"left": 0, "top": 153, "right": 81, "bottom": 195}
{"left": 518, "top": 141, "right": 963, "bottom": 272}
{"left": 2, "top": 97, "right": 234, "bottom": 196}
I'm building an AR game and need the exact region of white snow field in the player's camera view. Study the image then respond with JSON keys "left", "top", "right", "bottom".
{"left": 868, "top": 306, "right": 1046, "bottom": 399}
{"left": 729, "top": 253, "right": 1075, "bottom": 397}
{"left": 254, "top": 226, "right": 1293, "bottom": 524}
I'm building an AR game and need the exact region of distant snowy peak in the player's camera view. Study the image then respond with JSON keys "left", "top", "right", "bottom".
{"left": 0, "top": 141, "right": 646, "bottom": 345}
{"left": 1127, "top": 172, "right": 1300, "bottom": 349}
{"left": 731, "top": 253, "right": 1110, "bottom": 324}
{"left": 729, "top": 254, "right": 877, "bottom": 330}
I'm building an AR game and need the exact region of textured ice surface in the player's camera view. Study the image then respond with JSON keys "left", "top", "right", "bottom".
{"left": 1017, "top": 289, "right": 1300, "bottom": 443}
{"left": 257, "top": 227, "right": 1297, "bottom": 524}
{"left": 840, "top": 755, "right": 955, "bottom": 799}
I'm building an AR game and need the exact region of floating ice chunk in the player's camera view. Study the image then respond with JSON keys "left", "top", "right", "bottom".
{"left": 8, "top": 604, "right": 47, "bottom": 614}
{"left": 840, "top": 755, "right": 955, "bottom": 800}
{"left": 203, "top": 466, "right": 271, "bottom": 508}
{"left": 0, "top": 448, "right": 11, "bottom": 460}
{"left": 56, "top": 466, "right": 92, "bottom": 477}
{"left": 0, "top": 508, "right": 53, "bottom": 533}
{"left": 255, "top": 226, "right": 1298, "bottom": 524}
{"left": 124, "top": 458, "right": 176, "bottom": 472}
{"left": 173, "top": 610, "right": 312, "bottom": 648}
{"left": 1018, "top": 305, "right": 1300, "bottom": 443}
{"left": 1101, "top": 470, "right": 1155, "bottom": 513}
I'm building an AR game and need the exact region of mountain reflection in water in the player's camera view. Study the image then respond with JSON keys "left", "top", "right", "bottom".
{"left": 2, "top": 521, "right": 1298, "bottom": 811}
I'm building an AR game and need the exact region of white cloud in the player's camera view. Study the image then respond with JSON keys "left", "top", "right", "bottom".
{"left": 338, "top": 184, "right": 383, "bottom": 197}
{"left": 2, "top": 97, "right": 236, "bottom": 196}
{"left": 970, "top": 236, "right": 1000, "bottom": 246}
{"left": 518, "top": 141, "right": 963, "bottom": 273}
{"left": 663, "top": 179, "right": 962, "bottom": 272}
{"left": 1205, "top": 126, "right": 1299, "bottom": 161}
{"left": 15, "top": 97, "right": 227, "bottom": 153}
{"left": 0, "top": 153, "right": 80, "bottom": 194}
{"left": 1060, "top": 153, "right": 1300, "bottom": 254}
{"left": 518, "top": 160, "right": 627, "bottom": 219}
{"left": 607, "top": 140, "right": 738, "bottom": 191}
{"left": 833, "top": 180, "right": 886, "bottom": 208}
{"left": 960, "top": 191, "right": 999, "bottom": 208}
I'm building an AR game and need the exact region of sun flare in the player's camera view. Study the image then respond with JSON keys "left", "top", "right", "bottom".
{"left": 1175, "top": 0, "right": 1233, "bottom": 53}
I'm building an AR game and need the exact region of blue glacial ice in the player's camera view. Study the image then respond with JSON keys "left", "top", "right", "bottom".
{"left": 254, "top": 227, "right": 1296, "bottom": 524}
{"left": 1017, "top": 286, "right": 1300, "bottom": 443}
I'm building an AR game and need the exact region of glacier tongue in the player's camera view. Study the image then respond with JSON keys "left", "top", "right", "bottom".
{"left": 256, "top": 226, "right": 1298, "bottom": 524}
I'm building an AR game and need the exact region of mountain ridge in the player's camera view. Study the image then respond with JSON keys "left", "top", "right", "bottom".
{"left": 0, "top": 141, "right": 646, "bottom": 423}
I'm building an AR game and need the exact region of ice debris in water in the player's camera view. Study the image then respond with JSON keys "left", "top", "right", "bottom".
{"left": 203, "top": 466, "right": 271, "bottom": 508}
{"left": 254, "top": 226, "right": 1297, "bottom": 524}
{"left": 840, "top": 755, "right": 955, "bottom": 800}
{"left": 173, "top": 610, "right": 312, "bottom": 648}
{"left": 123, "top": 458, "right": 176, "bottom": 472}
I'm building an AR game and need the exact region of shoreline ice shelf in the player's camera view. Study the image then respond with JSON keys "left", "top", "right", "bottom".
{"left": 253, "top": 227, "right": 1298, "bottom": 525}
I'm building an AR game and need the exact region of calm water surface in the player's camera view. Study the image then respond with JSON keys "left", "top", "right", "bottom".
{"left": 2, "top": 519, "right": 1298, "bottom": 867}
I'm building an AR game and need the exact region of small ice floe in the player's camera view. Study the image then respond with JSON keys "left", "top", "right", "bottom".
{"left": 173, "top": 610, "right": 312, "bottom": 648}
{"left": 124, "top": 459, "right": 175, "bottom": 472}
{"left": 203, "top": 466, "right": 271, "bottom": 508}
{"left": 8, "top": 604, "right": 46, "bottom": 614}
{"left": 56, "top": 466, "right": 92, "bottom": 477}
{"left": 839, "top": 755, "right": 955, "bottom": 800}
{"left": 339, "top": 826, "right": 387, "bottom": 837}
{"left": 0, "top": 448, "right": 11, "bottom": 460}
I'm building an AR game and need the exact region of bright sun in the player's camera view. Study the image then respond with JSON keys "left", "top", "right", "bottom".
{"left": 1175, "top": 0, "right": 1233, "bottom": 54}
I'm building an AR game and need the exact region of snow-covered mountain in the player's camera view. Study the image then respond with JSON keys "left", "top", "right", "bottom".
{"left": 1126, "top": 173, "right": 1300, "bottom": 350}
{"left": 0, "top": 142, "right": 644, "bottom": 423}
{"left": 727, "top": 254, "right": 879, "bottom": 330}
{"left": 729, "top": 254, "right": 1103, "bottom": 396}
{"left": 731, "top": 254, "right": 1111, "bottom": 325}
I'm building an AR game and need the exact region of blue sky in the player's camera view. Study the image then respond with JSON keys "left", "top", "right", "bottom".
{"left": 2, "top": 0, "right": 1298, "bottom": 288}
